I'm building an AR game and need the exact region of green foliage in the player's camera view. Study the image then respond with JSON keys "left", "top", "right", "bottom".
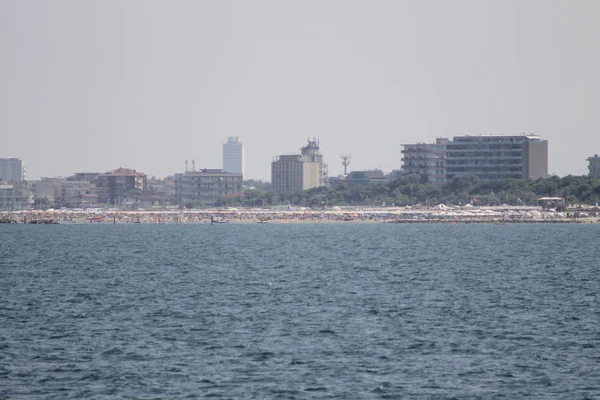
{"left": 243, "top": 180, "right": 272, "bottom": 192}
{"left": 34, "top": 197, "right": 52, "bottom": 210}
{"left": 222, "top": 174, "right": 600, "bottom": 208}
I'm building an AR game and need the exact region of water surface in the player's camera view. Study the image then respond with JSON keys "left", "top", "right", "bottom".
{"left": 1, "top": 223, "right": 599, "bottom": 399}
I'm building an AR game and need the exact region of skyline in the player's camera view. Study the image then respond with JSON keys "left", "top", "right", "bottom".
{"left": 2, "top": 0, "right": 599, "bottom": 181}
{"left": 2, "top": 132, "right": 557, "bottom": 182}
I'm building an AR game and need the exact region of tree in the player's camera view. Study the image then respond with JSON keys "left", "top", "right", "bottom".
{"left": 34, "top": 197, "right": 51, "bottom": 210}
{"left": 446, "top": 174, "right": 480, "bottom": 194}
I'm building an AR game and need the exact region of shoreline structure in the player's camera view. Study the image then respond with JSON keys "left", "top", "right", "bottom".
{"left": 1, "top": 206, "right": 598, "bottom": 224}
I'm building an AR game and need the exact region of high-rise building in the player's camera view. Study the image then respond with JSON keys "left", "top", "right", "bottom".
{"left": 588, "top": 154, "right": 600, "bottom": 177}
{"left": 0, "top": 157, "right": 25, "bottom": 182}
{"left": 271, "top": 138, "right": 328, "bottom": 195}
{"left": 446, "top": 134, "right": 548, "bottom": 182}
{"left": 401, "top": 138, "right": 450, "bottom": 183}
{"left": 222, "top": 137, "right": 245, "bottom": 176}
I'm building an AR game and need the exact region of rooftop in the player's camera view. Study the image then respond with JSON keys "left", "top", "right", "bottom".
{"left": 347, "top": 170, "right": 386, "bottom": 179}
{"left": 99, "top": 168, "right": 146, "bottom": 178}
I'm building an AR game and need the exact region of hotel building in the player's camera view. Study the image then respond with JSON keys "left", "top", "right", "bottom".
{"left": 175, "top": 169, "right": 243, "bottom": 207}
{"left": 446, "top": 135, "right": 548, "bottom": 182}
{"left": 401, "top": 138, "right": 450, "bottom": 183}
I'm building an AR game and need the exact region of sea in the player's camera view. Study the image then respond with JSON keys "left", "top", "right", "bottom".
{"left": 1, "top": 223, "right": 599, "bottom": 399}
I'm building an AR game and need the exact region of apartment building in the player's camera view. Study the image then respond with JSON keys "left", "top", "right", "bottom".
{"left": 446, "top": 135, "right": 548, "bottom": 182}
{"left": 272, "top": 138, "right": 327, "bottom": 195}
{"left": 175, "top": 169, "right": 243, "bottom": 207}
{"left": 401, "top": 138, "right": 450, "bottom": 183}
{"left": 0, "top": 157, "right": 25, "bottom": 182}
{"left": 0, "top": 182, "right": 33, "bottom": 210}
{"left": 97, "top": 168, "right": 147, "bottom": 206}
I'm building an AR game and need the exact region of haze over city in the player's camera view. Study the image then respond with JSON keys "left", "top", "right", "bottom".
{"left": 2, "top": 0, "right": 599, "bottom": 181}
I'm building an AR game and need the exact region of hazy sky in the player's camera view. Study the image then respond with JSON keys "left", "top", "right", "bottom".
{"left": 2, "top": 0, "right": 599, "bottom": 181}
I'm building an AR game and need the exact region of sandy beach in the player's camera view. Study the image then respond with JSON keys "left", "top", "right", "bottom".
{"left": 2, "top": 206, "right": 598, "bottom": 225}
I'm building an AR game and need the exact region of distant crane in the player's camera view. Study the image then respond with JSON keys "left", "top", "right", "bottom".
{"left": 340, "top": 153, "right": 352, "bottom": 175}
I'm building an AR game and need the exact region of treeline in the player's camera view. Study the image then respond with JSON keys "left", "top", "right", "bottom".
{"left": 223, "top": 174, "right": 600, "bottom": 208}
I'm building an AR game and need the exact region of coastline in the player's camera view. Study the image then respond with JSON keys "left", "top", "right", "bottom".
{"left": 2, "top": 207, "right": 598, "bottom": 225}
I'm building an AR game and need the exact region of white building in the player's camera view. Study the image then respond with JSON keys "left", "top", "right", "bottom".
{"left": 222, "top": 137, "right": 245, "bottom": 176}
{"left": 0, "top": 182, "right": 33, "bottom": 210}
{"left": 0, "top": 157, "right": 25, "bottom": 182}
{"left": 271, "top": 138, "right": 328, "bottom": 195}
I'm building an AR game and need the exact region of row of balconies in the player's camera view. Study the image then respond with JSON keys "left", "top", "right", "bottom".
{"left": 401, "top": 156, "right": 445, "bottom": 160}
{"left": 447, "top": 175, "right": 524, "bottom": 181}
{"left": 447, "top": 159, "right": 523, "bottom": 165}
{"left": 406, "top": 170, "right": 445, "bottom": 174}
{"left": 191, "top": 184, "right": 239, "bottom": 189}
{"left": 404, "top": 165, "right": 443, "bottom": 170}
{"left": 180, "top": 177, "right": 240, "bottom": 183}
{"left": 447, "top": 168, "right": 524, "bottom": 173}
{"left": 452, "top": 137, "right": 529, "bottom": 143}
{"left": 403, "top": 159, "right": 444, "bottom": 163}
{"left": 401, "top": 148, "right": 445, "bottom": 153}
{"left": 447, "top": 155, "right": 523, "bottom": 160}
{"left": 447, "top": 145, "right": 524, "bottom": 150}
{"left": 182, "top": 190, "right": 240, "bottom": 196}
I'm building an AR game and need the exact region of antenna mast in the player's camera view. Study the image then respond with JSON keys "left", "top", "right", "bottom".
{"left": 340, "top": 153, "right": 352, "bottom": 175}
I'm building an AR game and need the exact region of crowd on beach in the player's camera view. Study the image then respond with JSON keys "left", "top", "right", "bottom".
{"left": 2, "top": 206, "right": 597, "bottom": 224}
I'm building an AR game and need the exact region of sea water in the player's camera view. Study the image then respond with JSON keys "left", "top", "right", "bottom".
{"left": 1, "top": 223, "right": 599, "bottom": 399}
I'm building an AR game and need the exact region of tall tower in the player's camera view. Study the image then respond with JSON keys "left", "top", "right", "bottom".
{"left": 222, "top": 137, "right": 245, "bottom": 176}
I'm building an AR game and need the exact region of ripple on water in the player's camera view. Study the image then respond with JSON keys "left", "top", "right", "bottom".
{"left": 1, "top": 223, "right": 600, "bottom": 399}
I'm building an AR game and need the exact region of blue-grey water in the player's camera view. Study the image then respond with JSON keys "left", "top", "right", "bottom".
{"left": 1, "top": 223, "right": 599, "bottom": 399}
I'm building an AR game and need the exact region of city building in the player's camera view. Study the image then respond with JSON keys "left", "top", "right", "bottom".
{"left": 69, "top": 172, "right": 101, "bottom": 184}
{"left": 446, "top": 135, "right": 548, "bottom": 182}
{"left": 223, "top": 137, "right": 245, "bottom": 176}
{"left": 97, "top": 168, "right": 147, "bottom": 206}
{"left": 401, "top": 138, "right": 450, "bottom": 183}
{"left": 175, "top": 169, "right": 243, "bottom": 207}
{"left": 0, "top": 157, "right": 25, "bottom": 182}
{"left": 588, "top": 154, "right": 600, "bottom": 177}
{"left": 61, "top": 181, "right": 98, "bottom": 208}
{"left": 0, "top": 182, "right": 33, "bottom": 210}
{"left": 33, "top": 178, "right": 63, "bottom": 205}
{"left": 345, "top": 170, "right": 388, "bottom": 186}
{"left": 144, "top": 176, "right": 176, "bottom": 207}
{"left": 271, "top": 138, "right": 328, "bottom": 195}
